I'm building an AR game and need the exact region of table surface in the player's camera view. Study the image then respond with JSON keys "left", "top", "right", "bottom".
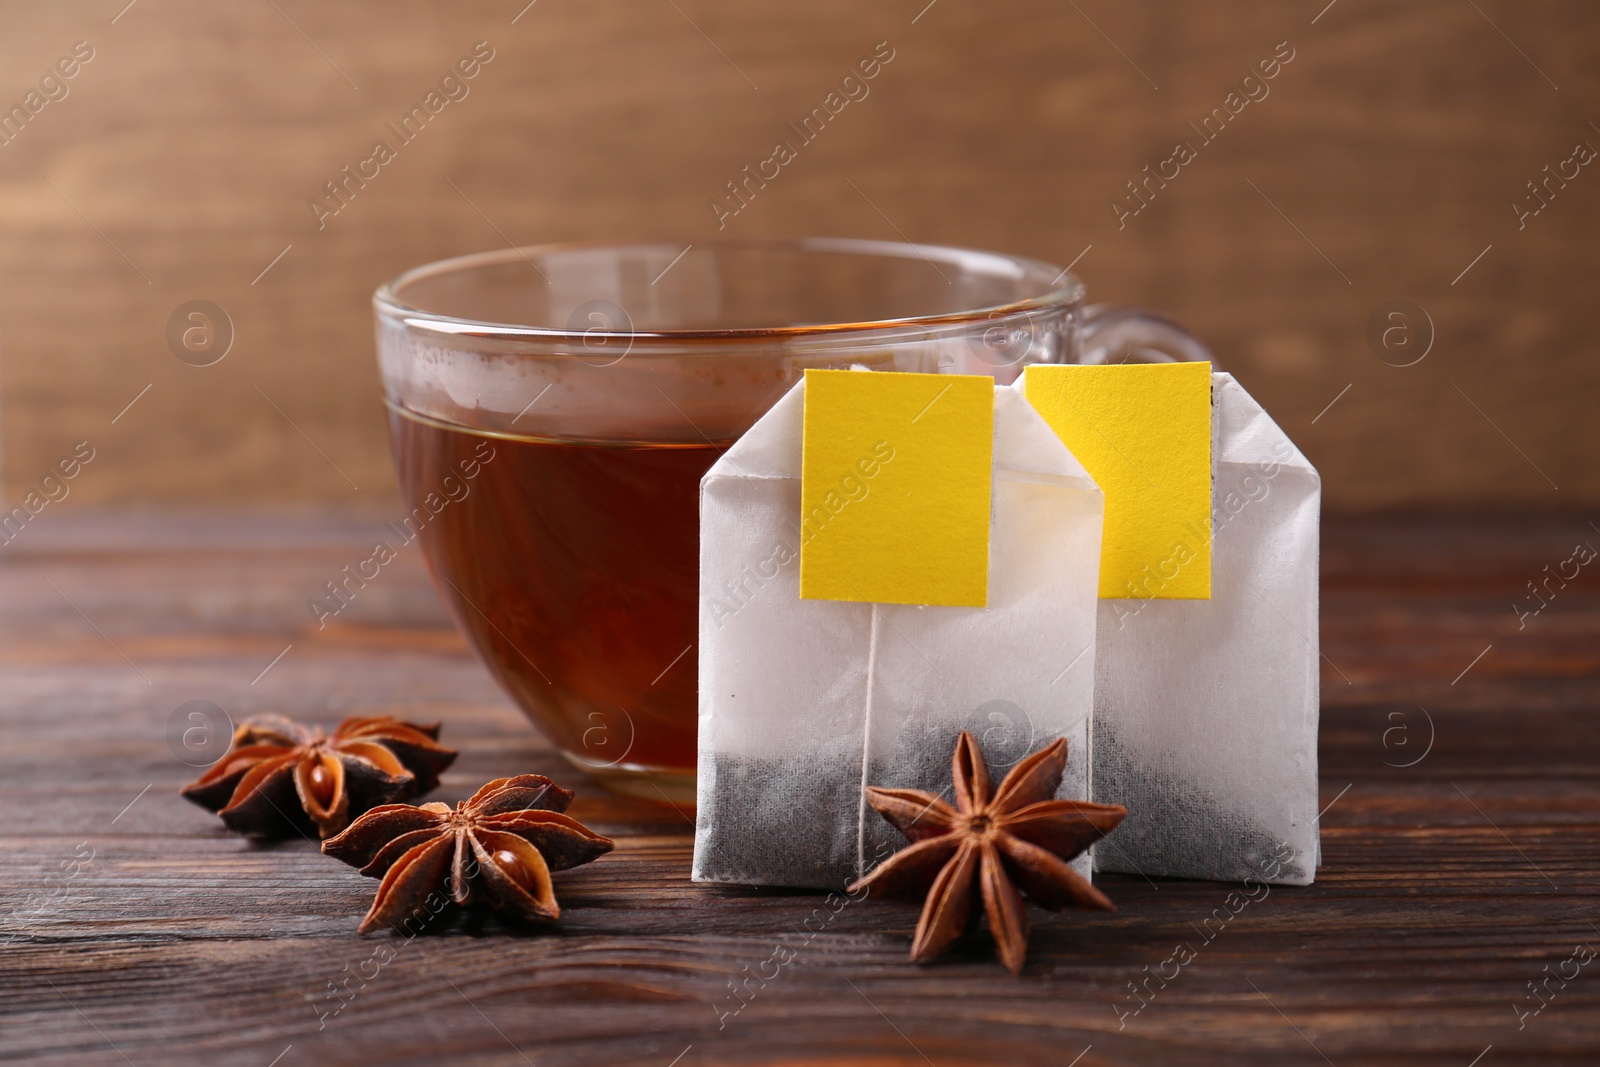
{"left": 2, "top": 512, "right": 1596, "bottom": 1067}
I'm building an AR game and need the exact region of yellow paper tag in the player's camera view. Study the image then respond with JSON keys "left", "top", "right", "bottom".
{"left": 799, "top": 369, "right": 992, "bottom": 607}
{"left": 1024, "top": 362, "right": 1212, "bottom": 599}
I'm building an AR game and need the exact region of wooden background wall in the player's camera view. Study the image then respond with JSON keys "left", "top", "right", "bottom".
{"left": 1, "top": 0, "right": 1595, "bottom": 510}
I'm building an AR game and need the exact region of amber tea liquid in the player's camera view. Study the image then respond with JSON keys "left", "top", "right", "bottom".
{"left": 391, "top": 407, "right": 720, "bottom": 795}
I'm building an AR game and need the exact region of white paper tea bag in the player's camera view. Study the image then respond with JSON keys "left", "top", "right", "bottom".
{"left": 1069, "top": 371, "right": 1322, "bottom": 885}
{"left": 692, "top": 374, "right": 1105, "bottom": 890}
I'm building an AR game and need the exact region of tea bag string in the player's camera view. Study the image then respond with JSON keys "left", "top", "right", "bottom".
{"left": 853, "top": 606, "right": 882, "bottom": 883}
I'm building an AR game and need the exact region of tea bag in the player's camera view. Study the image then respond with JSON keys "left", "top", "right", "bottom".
{"left": 692, "top": 374, "right": 1104, "bottom": 890}
{"left": 1027, "top": 369, "right": 1321, "bottom": 885}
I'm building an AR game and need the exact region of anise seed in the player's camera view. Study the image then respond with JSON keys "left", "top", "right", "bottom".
{"left": 307, "top": 761, "right": 337, "bottom": 808}
{"left": 493, "top": 848, "right": 532, "bottom": 886}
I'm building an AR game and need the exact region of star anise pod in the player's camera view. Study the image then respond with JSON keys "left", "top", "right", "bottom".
{"left": 181, "top": 714, "right": 457, "bottom": 839}
{"left": 848, "top": 731, "right": 1127, "bottom": 974}
{"left": 322, "top": 774, "right": 614, "bottom": 933}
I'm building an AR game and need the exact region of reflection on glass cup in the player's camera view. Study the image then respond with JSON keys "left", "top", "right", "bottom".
{"left": 375, "top": 238, "right": 1205, "bottom": 803}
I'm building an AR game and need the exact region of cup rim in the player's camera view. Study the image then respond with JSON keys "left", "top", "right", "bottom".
{"left": 373, "top": 236, "right": 1085, "bottom": 343}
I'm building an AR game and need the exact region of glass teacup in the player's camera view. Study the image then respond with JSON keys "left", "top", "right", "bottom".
{"left": 375, "top": 238, "right": 1206, "bottom": 802}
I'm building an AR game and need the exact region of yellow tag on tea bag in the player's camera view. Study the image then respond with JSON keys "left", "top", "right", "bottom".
{"left": 799, "top": 369, "right": 993, "bottom": 607}
{"left": 1024, "top": 362, "right": 1212, "bottom": 599}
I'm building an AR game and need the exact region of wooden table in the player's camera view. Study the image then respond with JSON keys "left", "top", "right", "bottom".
{"left": 3, "top": 512, "right": 1596, "bottom": 1066}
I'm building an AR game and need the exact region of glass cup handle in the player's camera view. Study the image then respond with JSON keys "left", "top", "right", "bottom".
{"left": 1076, "top": 304, "right": 1215, "bottom": 366}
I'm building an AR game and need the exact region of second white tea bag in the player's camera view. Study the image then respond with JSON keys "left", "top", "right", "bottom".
{"left": 1023, "top": 365, "right": 1320, "bottom": 886}
{"left": 1090, "top": 372, "right": 1321, "bottom": 884}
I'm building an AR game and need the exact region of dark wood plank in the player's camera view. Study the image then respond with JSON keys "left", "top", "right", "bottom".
{"left": 1, "top": 2, "right": 1598, "bottom": 510}
{"left": 2, "top": 512, "right": 1598, "bottom": 1066}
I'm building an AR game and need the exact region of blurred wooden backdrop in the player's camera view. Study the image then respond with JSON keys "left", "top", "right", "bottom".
{"left": 0, "top": 0, "right": 1595, "bottom": 510}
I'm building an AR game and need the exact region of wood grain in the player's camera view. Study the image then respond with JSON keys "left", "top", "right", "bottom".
{"left": 0, "top": 1, "right": 1597, "bottom": 510}
{"left": 1, "top": 510, "right": 1598, "bottom": 1065}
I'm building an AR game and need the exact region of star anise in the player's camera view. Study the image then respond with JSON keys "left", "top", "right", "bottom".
{"left": 181, "top": 714, "right": 457, "bottom": 839}
{"left": 848, "top": 731, "right": 1127, "bottom": 974}
{"left": 322, "top": 774, "right": 614, "bottom": 933}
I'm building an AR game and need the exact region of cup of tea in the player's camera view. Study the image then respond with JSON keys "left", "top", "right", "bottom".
{"left": 374, "top": 238, "right": 1208, "bottom": 803}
